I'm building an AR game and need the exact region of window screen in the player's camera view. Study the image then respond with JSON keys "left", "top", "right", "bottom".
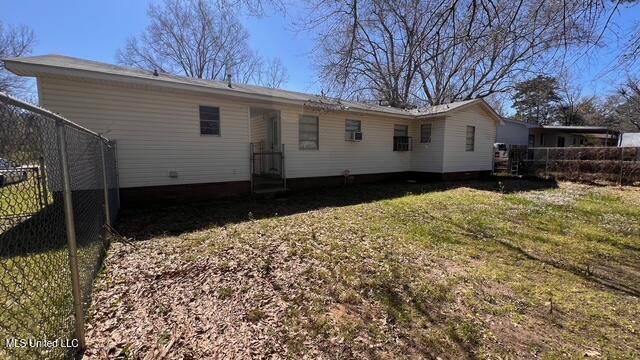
{"left": 394, "top": 124, "right": 408, "bottom": 137}
{"left": 200, "top": 106, "right": 220, "bottom": 135}
{"left": 465, "top": 126, "right": 475, "bottom": 151}
{"left": 420, "top": 123, "right": 432, "bottom": 143}
{"left": 345, "top": 119, "right": 361, "bottom": 133}
{"left": 393, "top": 124, "right": 410, "bottom": 151}
{"left": 299, "top": 115, "right": 319, "bottom": 150}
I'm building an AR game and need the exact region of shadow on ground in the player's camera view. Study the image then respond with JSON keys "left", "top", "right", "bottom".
{"left": 116, "top": 178, "right": 558, "bottom": 241}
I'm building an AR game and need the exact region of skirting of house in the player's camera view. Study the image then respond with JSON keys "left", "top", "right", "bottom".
{"left": 120, "top": 181, "right": 251, "bottom": 207}
{"left": 119, "top": 170, "right": 491, "bottom": 207}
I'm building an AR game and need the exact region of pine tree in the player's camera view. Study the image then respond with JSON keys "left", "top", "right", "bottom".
{"left": 512, "top": 76, "right": 561, "bottom": 125}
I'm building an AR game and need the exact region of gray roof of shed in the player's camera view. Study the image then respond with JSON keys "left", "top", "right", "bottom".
{"left": 619, "top": 133, "right": 640, "bottom": 146}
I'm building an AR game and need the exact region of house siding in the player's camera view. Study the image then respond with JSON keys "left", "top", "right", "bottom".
{"left": 496, "top": 120, "right": 530, "bottom": 145}
{"left": 36, "top": 76, "right": 498, "bottom": 193}
{"left": 39, "top": 76, "right": 251, "bottom": 188}
{"left": 250, "top": 113, "right": 267, "bottom": 146}
{"left": 442, "top": 108, "right": 496, "bottom": 173}
{"left": 410, "top": 118, "right": 445, "bottom": 173}
{"left": 280, "top": 110, "right": 412, "bottom": 178}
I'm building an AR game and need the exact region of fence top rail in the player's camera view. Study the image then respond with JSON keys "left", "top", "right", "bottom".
{"left": 0, "top": 91, "right": 110, "bottom": 143}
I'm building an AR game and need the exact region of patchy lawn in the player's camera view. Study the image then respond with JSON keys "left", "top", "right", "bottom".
{"left": 85, "top": 180, "right": 640, "bottom": 359}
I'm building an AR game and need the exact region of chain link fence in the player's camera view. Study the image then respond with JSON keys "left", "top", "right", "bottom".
{"left": 510, "top": 146, "right": 640, "bottom": 185}
{"left": 0, "top": 92, "right": 119, "bottom": 359}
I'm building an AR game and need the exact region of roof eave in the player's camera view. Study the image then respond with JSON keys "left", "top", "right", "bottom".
{"left": 414, "top": 99, "right": 504, "bottom": 124}
{"left": 4, "top": 59, "right": 417, "bottom": 119}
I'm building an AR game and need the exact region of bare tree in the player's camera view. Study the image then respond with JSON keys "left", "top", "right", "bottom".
{"left": 214, "top": 0, "right": 286, "bottom": 17}
{"left": 300, "top": 0, "right": 613, "bottom": 107}
{"left": 555, "top": 72, "right": 599, "bottom": 126}
{"left": 618, "top": 78, "right": 640, "bottom": 130}
{"left": 0, "top": 21, "right": 36, "bottom": 95}
{"left": 117, "top": 0, "right": 287, "bottom": 88}
{"left": 614, "top": 0, "right": 640, "bottom": 72}
{"left": 254, "top": 58, "right": 289, "bottom": 88}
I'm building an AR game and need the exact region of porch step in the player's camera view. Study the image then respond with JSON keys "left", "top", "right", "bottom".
{"left": 253, "top": 187, "right": 289, "bottom": 195}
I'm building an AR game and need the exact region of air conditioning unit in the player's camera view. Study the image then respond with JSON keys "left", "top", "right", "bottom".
{"left": 346, "top": 131, "right": 363, "bottom": 142}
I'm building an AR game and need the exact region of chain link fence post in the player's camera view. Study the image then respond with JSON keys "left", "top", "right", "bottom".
{"left": 619, "top": 147, "right": 624, "bottom": 186}
{"left": 100, "top": 140, "right": 111, "bottom": 227}
{"left": 55, "top": 119, "right": 86, "bottom": 350}
{"left": 545, "top": 148, "right": 550, "bottom": 178}
{"left": 113, "top": 140, "right": 121, "bottom": 208}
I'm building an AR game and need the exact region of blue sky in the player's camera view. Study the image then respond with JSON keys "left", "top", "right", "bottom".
{"left": 1, "top": 0, "right": 639, "bottom": 100}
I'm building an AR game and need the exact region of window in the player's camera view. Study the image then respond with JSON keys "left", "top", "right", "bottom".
{"left": 200, "top": 106, "right": 220, "bottom": 135}
{"left": 528, "top": 134, "right": 535, "bottom": 148}
{"left": 393, "top": 124, "right": 411, "bottom": 151}
{"left": 394, "top": 124, "right": 408, "bottom": 137}
{"left": 420, "top": 123, "right": 432, "bottom": 143}
{"left": 345, "top": 119, "right": 361, "bottom": 133}
{"left": 299, "top": 115, "right": 319, "bottom": 150}
{"left": 345, "top": 119, "right": 362, "bottom": 141}
{"left": 540, "top": 134, "right": 545, "bottom": 146}
{"left": 465, "top": 126, "right": 475, "bottom": 151}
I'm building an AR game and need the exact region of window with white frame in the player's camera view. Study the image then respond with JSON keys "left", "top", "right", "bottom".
{"left": 299, "top": 115, "right": 319, "bottom": 150}
{"left": 465, "top": 126, "right": 475, "bottom": 151}
{"left": 345, "top": 119, "right": 362, "bottom": 141}
{"left": 200, "top": 106, "right": 220, "bottom": 135}
{"left": 393, "top": 124, "right": 411, "bottom": 151}
{"left": 420, "top": 123, "right": 432, "bottom": 143}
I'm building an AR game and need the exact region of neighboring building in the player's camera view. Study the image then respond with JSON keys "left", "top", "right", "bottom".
{"left": 4, "top": 55, "right": 503, "bottom": 205}
{"left": 529, "top": 126, "right": 618, "bottom": 147}
{"left": 496, "top": 118, "right": 538, "bottom": 146}
{"left": 497, "top": 119, "right": 619, "bottom": 148}
{"left": 619, "top": 133, "right": 640, "bottom": 147}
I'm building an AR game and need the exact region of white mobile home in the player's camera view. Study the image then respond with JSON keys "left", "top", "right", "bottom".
{"left": 5, "top": 55, "right": 502, "bottom": 205}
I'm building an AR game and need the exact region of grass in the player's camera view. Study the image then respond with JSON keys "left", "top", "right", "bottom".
{"left": 0, "top": 176, "right": 51, "bottom": 219}
{"left": 0, "top": 248, "right": 75, "bottom": 360}
{"left": 88, "top": 179, "right": 640, "bottom": 359}
{"left": 0, "top": 176, "right": 103, "bottom": 360}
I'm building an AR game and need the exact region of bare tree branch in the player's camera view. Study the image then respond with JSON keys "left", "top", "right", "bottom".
{"left": 117, "top": 0, "right": 288, "bottom": 88}
{"left": 0, "top": 21, "right": 36, "bottom": 96}
{"left": 299, "top": 0, "right": 613, "bottom": 107}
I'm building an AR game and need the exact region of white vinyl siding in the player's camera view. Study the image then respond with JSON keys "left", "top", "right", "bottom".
{"left": 250, "top": 112, "right": 267, "bottom": 145}
{"left": 496, "top": 120, "right": 530, "bottom": 145}
{"left": 411, "top": 119, "right": 444, "bottom": 172}
{"left": 442, "top": 108, "right": 496, "bottom": 173}
{"left": 299, "top": 115, "right": 319, "bottom": 150}
{"left": 282, "top": 111, "right": 412, "bottom": 178}
{"left": 37, "top": 75, "right": 498, "bottom": 186}
{"left": 38, "top": 76, "right": 250, "bottom": 188}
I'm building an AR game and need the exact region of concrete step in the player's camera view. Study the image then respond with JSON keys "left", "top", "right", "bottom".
{"left": 253, "top": 187, "right": 289, "bottom": 195}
